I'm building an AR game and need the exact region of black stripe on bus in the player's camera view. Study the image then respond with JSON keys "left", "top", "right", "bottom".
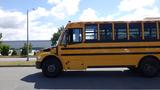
{"left": 87, "top": 65, "right": 134, "bottom": 68}
{"left": 61, "top": 52, "right": 160, "bottom": 56}
{"left": 61, "top": 46, "right": 160, "bottom": 50}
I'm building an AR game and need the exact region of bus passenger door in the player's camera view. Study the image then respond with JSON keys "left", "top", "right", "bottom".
{"left": 59, "top": 29, "right": 85, "bottom": 70}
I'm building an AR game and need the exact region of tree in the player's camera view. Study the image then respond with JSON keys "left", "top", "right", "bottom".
{"left": 11, "top": 49, "right": 17, "bottom": 56}
{"left": 0, "top": 33, "right": 2, "bottom": 53}
{"left": 0, "top": 44, "right": 10, "bottom": 56}
{"left": 51, "top": 26, "right": 65, "bottom": 46}
{"left": 0, "top": 33, "right": 2, "bottom": 44}
{"left": 0, "top": 33, "right": 2, "bottom": 48}
{"left": 29, "top": 43, "right": 32, "bottom": 53}
{"left": 21, "top": 43, "right": 32, "bottom": 56}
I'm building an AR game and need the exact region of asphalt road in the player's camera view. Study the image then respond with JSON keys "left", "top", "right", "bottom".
{"left": 0, "top": 67, "right": 160, "bottom": 90}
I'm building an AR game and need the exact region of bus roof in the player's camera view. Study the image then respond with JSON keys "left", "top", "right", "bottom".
{"left": 65, "top": 17, "right": 160, "bottom": 29}
{"left": 67, "top": 17, "right": 160, "bottom": 24}
{"left": 69, "top": 20, "right": 160, "bottom": 24}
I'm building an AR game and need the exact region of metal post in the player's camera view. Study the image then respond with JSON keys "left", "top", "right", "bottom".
{"left": 26, "top": 10, "right": 29, "bottom": 61}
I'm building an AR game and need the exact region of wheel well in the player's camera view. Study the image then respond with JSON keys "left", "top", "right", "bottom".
{"left": 41, "top": 55, "right": 62, "bottom": 68}
{"left": 138, "top": 55, "right": 160, "bottom": 67}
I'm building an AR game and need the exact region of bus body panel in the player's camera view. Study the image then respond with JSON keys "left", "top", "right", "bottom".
{"left": 59, "top": 42, "right": 160, "bottom": 70}
{"left": 36, "top": 20, "right": 160, "bottom": 71}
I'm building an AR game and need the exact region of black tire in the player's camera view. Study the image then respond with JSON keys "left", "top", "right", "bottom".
{"left": 138, "top": 57, "right": 160, "bottom": 77}
{"left": 42, "top": 58, "right": 62, "bottom": 78}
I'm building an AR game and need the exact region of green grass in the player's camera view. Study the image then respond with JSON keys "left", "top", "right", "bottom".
{"left": 0, "top": 61, "right": 35, "bottom": 67}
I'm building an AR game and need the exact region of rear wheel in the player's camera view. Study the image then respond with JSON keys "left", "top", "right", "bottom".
{"left": 42, "top": 58, "right": 62, "bottom": 78}
{"left": 138, "top": 57, "right": 160, "bottom": 77}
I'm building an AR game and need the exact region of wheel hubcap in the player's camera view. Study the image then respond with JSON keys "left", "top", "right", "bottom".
{"left": 47, "top": 65, "right": 56, "bottom": 72}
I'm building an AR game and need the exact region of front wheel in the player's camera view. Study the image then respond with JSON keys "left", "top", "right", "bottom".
{"left": 42, "top": 58, "right": 62, "bottom": 78}
{"left": 138, "top": 57, "right": 160, "bottom": 77}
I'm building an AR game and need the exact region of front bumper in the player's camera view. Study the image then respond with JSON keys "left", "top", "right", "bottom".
{"left": 36, "top": 61, "right": 42, "bottom": 69}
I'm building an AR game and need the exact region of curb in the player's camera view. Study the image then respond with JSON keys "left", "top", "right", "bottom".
{"left": 0, "top": 65, "right": 35, "bottom": 67}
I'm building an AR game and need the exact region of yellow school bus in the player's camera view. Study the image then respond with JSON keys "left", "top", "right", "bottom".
{"left": 36, "top": 19, "right": 160, "bottom": 77}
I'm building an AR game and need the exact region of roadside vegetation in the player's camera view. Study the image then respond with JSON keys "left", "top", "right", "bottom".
{"left": 0, "top": 44, "right": 10, "bottom": 56}
{"left": 21, "top": 43, "right": 32, "bottom": 56}
{"left": 0, "top": 33, "right": 33, "bottom": 57}
{"left": 0, "top": 33, "right": 35, "bottom": 66}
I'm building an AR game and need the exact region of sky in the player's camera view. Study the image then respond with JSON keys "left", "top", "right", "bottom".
{"left": 0, "top": 0, "right": 160, "bottom": 41}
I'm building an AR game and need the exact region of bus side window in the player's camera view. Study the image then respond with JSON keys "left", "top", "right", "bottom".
{"left": 99, "top": 23, "right": 112, "bottom": 41}
{"left": 129, "top": 22, "right": 142, "bottom": 41}
{"left": 69, "top": 29, "right": 82, "bottom": 43}
{"left": 85, "top": 24, "right": 98, "bottom": 42}
{"left": 114, "top": 23, "right": 127, "bottom": 41}
{"left": 144, "top": 22, "right": 157, "bottom": 40}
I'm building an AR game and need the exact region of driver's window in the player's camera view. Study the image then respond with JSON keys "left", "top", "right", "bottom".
{"left": 69, "top": 29, "right": 82, "bottom": 43}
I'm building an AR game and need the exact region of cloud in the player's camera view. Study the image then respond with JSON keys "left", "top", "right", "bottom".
{"left": 79, "top": 8, "right": 112, "bottom": 21}
{"left": 29, "top": 7, "right": 50, "bottom": 21}
{"left": 79, "top": 8, "right": 99, "bottom": 21}
{"left": 79, "top": 0, "right": 160, "bottom": 21}
{"left": 48, "top": 0, "right": 61, "bottom": 4}
{"left": 0, "top": 0, "right": 82, "bottom": 41}
{"left": 117, "top": 0, "right": 160, "bottom": 20}
{"left": 29, "top": 22, "right": 57, "bottom": 40}
{"left": 0, "top": 8, "right": 58, "bottom": 40}
{"left": 0, "top": 9, "right": 26, "bottom": 29}
{"left": 79, "top": 8, "right": 116, "bottom": 21}
{"left": 118, "top": 7, "right": 160, "bottom": 21}
{"left": 0, "top": 23, "right": 57, "bottom": 40}
{"left": 49, "top": 0, "right": 80, "bottom": 19}
{"left": 0, "top": 28, "right": 26, "bottom": 41}
{"left": 1, "top": 0, "right": 159, "bottom": 41}
{"left": 118, "top": 0, "right": 155, "bottom": 12}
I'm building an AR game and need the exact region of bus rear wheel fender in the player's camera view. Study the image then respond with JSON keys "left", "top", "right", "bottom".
{"left": 138, "top": 56, "right": 160, "bottom": 77}
{"left": 42, "top": 56, "right": 63, "bottom": 78}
